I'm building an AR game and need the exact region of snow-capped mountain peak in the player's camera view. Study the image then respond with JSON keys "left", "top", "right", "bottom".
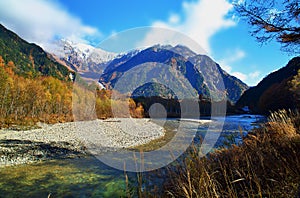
{"left": 54, "top": 39, "right": 117, "bottom": 65}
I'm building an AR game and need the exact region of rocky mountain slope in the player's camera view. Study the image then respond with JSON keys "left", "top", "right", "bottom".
{"left": 48, "top": 39, "right": 117, "bottom": 82}
{"left": 51, "top": 39, "right": 116, "bottom": 71}
{"left": 49, "top": 39, "right": 144, "bottom": 83}
{"left": 99, "top": 45, "right": 248, "bottom": 103}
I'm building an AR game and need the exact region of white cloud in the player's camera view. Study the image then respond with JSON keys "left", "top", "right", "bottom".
{"left": 247, "top": 71, "right": 262, "bottom": 86}
{"left": 223, "top": 50, "right": 245, "bottom": 65}
{"left": 219, "top": 49, "right": 246, "bottom": 73}
{"left": 218, "top": 49, "right": 262, "bottom": 85}
{"left": 227, "top": 67, "right": 262, "bottom": 86}
{"left": 231, "top": 70, "right": 262, "bottom": 86}
{"left": 0, "top": 0, "right": 101, "bottom": 51}
{"left": 168, "top": 14, "right": 180, "bottom": 24}
{"left": 139, "top": 0, "right": 236, "bottom": 54}
{"left": 249, "top": 71, "right": 261, "bottom": 79}
{"left": 219, "top": 49, "right": 261, "bottom": 86}
{"left": 232, "top": 72, "right": 247, "bottom": 81}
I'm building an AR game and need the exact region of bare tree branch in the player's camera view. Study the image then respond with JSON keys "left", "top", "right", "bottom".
{"left": 234, "top": 0, "right": 300, "bottom": 54}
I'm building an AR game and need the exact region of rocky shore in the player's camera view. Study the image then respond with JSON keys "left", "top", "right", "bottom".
{"left": 0, "top": 118, "right": 165, "bottom": 167}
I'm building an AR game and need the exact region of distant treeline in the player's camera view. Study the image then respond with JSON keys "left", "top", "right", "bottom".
{"left": 133, "top": 96, "right": 236, "bottom": 118}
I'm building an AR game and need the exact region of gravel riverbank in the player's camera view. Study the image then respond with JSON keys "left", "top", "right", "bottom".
{"left": 0, "top": 118, "right": 165, "bottom": 167}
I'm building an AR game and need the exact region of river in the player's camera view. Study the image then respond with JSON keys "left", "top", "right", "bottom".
{"left": 0, "top": 115, "right": 265, "bottom": 197}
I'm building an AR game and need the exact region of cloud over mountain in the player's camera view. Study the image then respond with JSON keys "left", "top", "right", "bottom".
{"left": 139, "top": 0, "right": 236, "bottom": 54}
{"left": 0, "top": 0, "right": 101, "bottom": 50}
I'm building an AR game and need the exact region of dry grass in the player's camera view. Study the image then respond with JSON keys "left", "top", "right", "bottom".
{"left": 163, "top": 110, "right": 300, "bottom": 198}
{"left": 267, "top": 109, "right": 299, "bottom": 139}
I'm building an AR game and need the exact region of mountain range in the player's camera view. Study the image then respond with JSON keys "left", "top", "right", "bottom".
{"left": 0, "top": 24, "right": 249, "bottom": 103}
{"left": 1, "top": 23, "right": 299, "bottom": 115}
{"left": 43, "top": 33, "right": 248, "bottom": 103}
{"left": 99, "top": 45, "right": 248, "bottom": 103}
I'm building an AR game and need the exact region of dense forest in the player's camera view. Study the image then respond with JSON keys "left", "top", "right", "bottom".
{"left": 0, "top": 24, "right": 71, "bottom": 80}
{"left": 0, "top": 56, "right": 73, "bottom": 128}
{"left": 0, "top": 56, "right": 144, "bottom": 128}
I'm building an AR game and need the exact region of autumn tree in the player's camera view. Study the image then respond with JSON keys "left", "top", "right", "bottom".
{"left": 0, "top": 56, "right": 4, "bottom": 67}
{"left": 289, "top": 69, "right": 300, "bottom": 108}
{"left": 235, "top": 0, "right": 300, "bottom": 53}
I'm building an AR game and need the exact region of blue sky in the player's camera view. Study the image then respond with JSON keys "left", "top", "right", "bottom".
{"left": 0, "top": 0, "right": 294, "bottom": 86}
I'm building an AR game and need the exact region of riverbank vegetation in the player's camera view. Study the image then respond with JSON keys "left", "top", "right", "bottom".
{"left": 162, "top": 109, "right": 300, "bottom": 197}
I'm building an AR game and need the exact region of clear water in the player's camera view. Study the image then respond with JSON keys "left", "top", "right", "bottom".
{"left": 210, "top": 114, "right": 265, "bottom": 147}
{"left": 0, "top": 115, "right": 265, "bottom": 197}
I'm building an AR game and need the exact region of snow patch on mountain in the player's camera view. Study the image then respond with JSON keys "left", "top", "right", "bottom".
{"left": 51, "top": 39, "right": 117, "bottom": 65}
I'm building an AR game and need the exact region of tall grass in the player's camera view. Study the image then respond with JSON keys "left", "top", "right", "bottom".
{"left": 163, "top": 110, "right": 300, "bottom": 197}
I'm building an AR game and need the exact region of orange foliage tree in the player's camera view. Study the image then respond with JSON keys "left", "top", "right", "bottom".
{"left": 0, "top": 59, "right": 73, "bottom": 127}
